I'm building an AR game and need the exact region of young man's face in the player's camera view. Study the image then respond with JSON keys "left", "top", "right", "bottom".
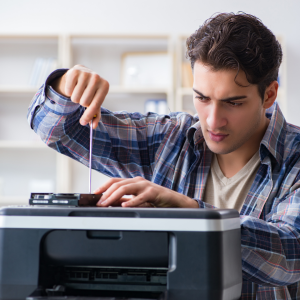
{"left": 193, "top": 61, "right": 268, "bottom": 156}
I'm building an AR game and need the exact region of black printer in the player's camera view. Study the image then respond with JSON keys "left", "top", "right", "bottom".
{"left": 0, "top": 206, "right": 242, "bottom": 300}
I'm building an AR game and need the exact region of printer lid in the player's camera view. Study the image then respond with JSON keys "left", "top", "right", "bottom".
{"left": 0, "top": 207, "right": 240, "bottom": 232}
{"left": 0, "top": 206, "right": 238, "bottom": 219}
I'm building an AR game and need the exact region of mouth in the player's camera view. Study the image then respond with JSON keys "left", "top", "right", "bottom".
{"left": 208, "top": 131, "right": 229, "bottom": 142}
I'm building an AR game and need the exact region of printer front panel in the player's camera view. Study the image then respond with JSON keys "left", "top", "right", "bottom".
{"left": 0, "top": 207, "right": 242, "bottom": 300}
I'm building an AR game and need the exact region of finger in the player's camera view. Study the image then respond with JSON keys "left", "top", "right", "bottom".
{"left": 77, "top": 84, "right": 96, "bottom": 107}
{"left": 98, "top": 183, "right": 143, "bottom": 207}
{"left": 78, "top": 74, "right": 101, "bottom": 107}
{"left": 71, "top": 76, "right": 88, "bottom": 104}
{"left": 80, "top": 105, "right": 99, "bottom": 126}
{"left": 99, "top": 177, "right": 144, "bottom": 201}
{"left": 121, "top": 193, "right": 152, "bottom": 207}
{"left": 97, "top": 197, "right": 129, "bottom": 207}
{"left": 93, "top": 178, "right": 125, "bottom": 195}
{"left": 64, "top": 69, "right": 80, "bottom": 98}
{"left": 92, "top": 112, "right": 101, "bottom": 129}
{"left": 80, "top": 80, "right": 109, "bottom": 126}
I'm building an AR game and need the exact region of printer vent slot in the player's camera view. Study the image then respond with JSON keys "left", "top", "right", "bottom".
{"left": 37, "top": 265, "right": 167, "bottom": 298}
{"left": 62, "top": 266, "right": 167, "bottom": 288}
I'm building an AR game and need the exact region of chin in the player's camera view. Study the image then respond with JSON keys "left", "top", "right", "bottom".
{"left": 205, "top": 140, "right": 232, "bottom": 155}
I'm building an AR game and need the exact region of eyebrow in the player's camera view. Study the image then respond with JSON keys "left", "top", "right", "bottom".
{"left": 192, "top": 88, "right": 247, "bottom": 102}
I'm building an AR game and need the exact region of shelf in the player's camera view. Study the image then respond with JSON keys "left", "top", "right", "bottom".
{"left": 109, "top": 85, "right": 172, "bottom": 94}
{"left": 0, "top": 140, "right": 49, "bottom": 149}
{"left": 0, "top": 86, "right": 40, "bottom": 93}
{"left": 177, "top": 87, "right": 193, "bottom": 96}
{"left": 0, "top": 196, "right": 28, "bottom": 206}
{"left": 0, "top": 36, "right": 60, "bottom": 88}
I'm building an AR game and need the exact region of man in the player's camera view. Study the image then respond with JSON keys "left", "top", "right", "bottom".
{"left": 28, "top": 12, "right": 300, "bottom": 299}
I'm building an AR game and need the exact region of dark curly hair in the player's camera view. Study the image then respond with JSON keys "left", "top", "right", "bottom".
{"left": 186, "top": 12, "right": 282, "bottom": 100}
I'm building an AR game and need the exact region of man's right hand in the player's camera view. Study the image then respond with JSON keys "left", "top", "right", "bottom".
{"left": 51, "top": 65, "right": 109, "bottom": 129}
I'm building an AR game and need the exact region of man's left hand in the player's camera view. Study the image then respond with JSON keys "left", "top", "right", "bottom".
{"left": 94, "top": 177, "right": 199, "bottom": 208}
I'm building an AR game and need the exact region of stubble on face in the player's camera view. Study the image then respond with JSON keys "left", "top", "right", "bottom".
{"left": 203, "top": 106, "right": 263, "bottom": 155}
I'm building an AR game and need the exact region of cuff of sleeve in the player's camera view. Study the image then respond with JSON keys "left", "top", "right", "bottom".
{"left": 28, "top": 68, "right": 72, "bottom": 128}
{"left": 43, "top": 68, "right": 82, "bottom": 115}
{"left": 194, "top": 199, "right": 204, "bottom": 208}
{"left": 44, "top": 85, "right": 80, "bottom": 115}
{"left": 193, "top": 199, "right": 218, "bottom": 209}
{"left": 45, "top": 68, "right": 69, "bottom": 90}
{"left": 193, "top": 199, "right": 216, "bottom": 209}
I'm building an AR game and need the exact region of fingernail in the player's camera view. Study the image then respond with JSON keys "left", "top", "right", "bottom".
{"left": 80, "top": 119, "right": 87, "bottom": 126}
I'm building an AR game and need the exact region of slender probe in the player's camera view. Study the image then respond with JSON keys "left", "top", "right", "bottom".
{"left": 89, "top": 118, "right": 93, "bottom": 194}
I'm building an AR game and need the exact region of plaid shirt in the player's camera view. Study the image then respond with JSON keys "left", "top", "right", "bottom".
{"left": 28, "top": 70, "right": 300, "bottom": 300}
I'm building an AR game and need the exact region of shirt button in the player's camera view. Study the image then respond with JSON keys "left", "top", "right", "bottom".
{"left": 50, "top": 100, "right": 55, "bottom": 104}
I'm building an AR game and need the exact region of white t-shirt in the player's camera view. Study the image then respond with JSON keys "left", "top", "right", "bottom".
{"left": 203, "top": 151, "right": 261, "bottom": 212}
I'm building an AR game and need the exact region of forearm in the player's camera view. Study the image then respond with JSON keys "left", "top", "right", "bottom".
{"left": 28, "top": 76, "right": 172, "bottom": 179}
{"left": 28, "top": 84, "right": 82, "bottom": 145}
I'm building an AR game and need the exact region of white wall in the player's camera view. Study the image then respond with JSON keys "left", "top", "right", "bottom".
{"left": 1, "top": 0, "right": 300, "bottom": 125}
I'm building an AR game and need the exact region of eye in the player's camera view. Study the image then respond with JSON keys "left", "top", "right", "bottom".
{"left": 228, "top": 101, "right": 243, "bottom": 107}
{"left": 195, "top": 96, "right": 209, "bottom": 102}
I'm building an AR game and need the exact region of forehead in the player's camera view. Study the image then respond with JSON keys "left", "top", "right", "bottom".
{"left": 193, "top": 61, "right": 257, "bottom": 98}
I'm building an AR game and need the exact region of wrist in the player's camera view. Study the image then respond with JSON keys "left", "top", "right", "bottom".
{"left": 51, "top": 74, "right": 68, "bottom": 97}
{"left": 182, "top": 196, "right": 199, "bottom": 208}
{"left": 173, "top": 191, "right": 198, "bottom": 208}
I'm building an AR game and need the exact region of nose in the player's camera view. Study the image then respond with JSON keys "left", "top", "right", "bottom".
{"left": 206, "top": 103, "right": 227, "bottom": 131}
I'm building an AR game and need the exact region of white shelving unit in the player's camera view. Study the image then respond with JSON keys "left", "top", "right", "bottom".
{"left": 0, "top": 35, "right": 65, "bottom": 205}
{"left": 176, "top": 35, "right": 287, "bottom": 117}
{"left": 0, "top": 34, "right": 174, "bottom": 205}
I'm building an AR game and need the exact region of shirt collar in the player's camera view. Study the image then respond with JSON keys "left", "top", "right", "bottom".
{"left": 187, "top": 117, "right": 203, "bottom": 147}
{"left": 186, "top": 102, "right": 286, "bottom": 165}
{"left": 260, "top": 102, "right": 286, "bottom": 166}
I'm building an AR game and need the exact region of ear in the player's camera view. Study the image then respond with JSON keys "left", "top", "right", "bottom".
{"left": 262, "top": 81, "right": 279, "bottom": 109}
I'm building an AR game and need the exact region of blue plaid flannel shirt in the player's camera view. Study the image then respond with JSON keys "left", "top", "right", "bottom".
{"left": 28, "top": 70, "right": 300, "bottom": 299}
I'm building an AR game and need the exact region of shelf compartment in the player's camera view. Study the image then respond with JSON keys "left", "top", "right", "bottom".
{"left": 0, "top": 35, "right": 60, "bottom": 88}
{"left": 0, "top": 148, "right": 57, "bottom": 199}
{"left": 69, "top": 35, "right": 173, "bottom": 99}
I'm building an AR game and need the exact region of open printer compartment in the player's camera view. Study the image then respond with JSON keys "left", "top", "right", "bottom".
{"left": 0, "top": 206, "right": 242, "bottom": 300}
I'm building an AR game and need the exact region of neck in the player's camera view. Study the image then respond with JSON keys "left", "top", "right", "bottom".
{"left": 216, "top": 117, "right": 269, "bottom": 178}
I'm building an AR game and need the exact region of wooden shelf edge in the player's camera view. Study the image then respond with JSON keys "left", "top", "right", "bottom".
{"left": 0, "top": 86, "right": 39, "bottom": 93}
{"left": 0, "top": 196, "right": 28, "bottom": 206}
{"left": 70, "top": 34, "right": 171, "bottom": 40}
{"left": 109, "top": 86, "right": 172, "bottom": 94}
{"left": 177, "top": 87, "right": 193, "bottom": 95}
{"left": 0, "top": 141, "right": 49, "bottom": 149}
